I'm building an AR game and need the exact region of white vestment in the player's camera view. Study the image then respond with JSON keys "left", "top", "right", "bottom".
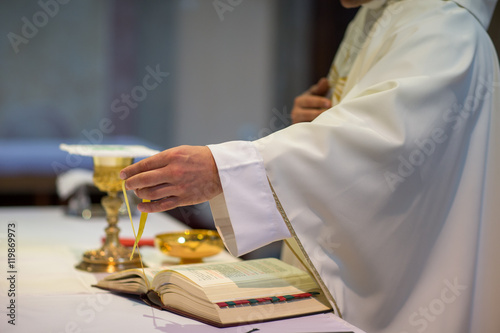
{"left": 207, "top": 0, "right": 500, "bottom": 332}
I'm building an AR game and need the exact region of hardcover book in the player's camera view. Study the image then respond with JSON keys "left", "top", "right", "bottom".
{"left": 94, "top": 257, "right": 332, "bottom": 327}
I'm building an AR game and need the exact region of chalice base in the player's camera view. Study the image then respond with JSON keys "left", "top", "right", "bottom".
{"left": 178, "top": 258, "right": 203, "bottom": 265}
{"left": 75, "top": 245, "right": 145, "bottom": 273}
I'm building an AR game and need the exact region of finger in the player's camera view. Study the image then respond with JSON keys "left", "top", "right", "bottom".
{"left": 134, "top": 183, "right": 175, "bottom": 201}
{"left": 295, "top": 95, "right": 332, "bottom": 109}
{"left": 308, "top": 77, "right": 330, "bottom": 96}
{"left": 314, "top": 77, "right": 330, "bottom": 95}
{"left": 124, "top": 167, "right": 171, "bottom": 191}
{"left": 120, "top": 151, "right": 169, "bottom": 180}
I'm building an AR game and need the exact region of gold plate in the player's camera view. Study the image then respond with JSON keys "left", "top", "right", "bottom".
{"left": 155, "top": 230, "right": 224, "bottom": 264}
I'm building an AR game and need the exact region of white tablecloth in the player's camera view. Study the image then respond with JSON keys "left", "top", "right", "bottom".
{"left": 0, "top": 206, "right": 364, "bottom": 333}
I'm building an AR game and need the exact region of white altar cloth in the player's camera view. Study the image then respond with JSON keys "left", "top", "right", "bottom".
{"left": 0, "top": 206, "right": 364, "bottom": 333}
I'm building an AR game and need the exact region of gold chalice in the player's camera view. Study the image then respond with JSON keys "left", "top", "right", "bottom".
{"left": 75, "top": 156, "right": 143, "bottom": 273}
{"left": 155, "top": 230, "right": 224, "bottom": 264}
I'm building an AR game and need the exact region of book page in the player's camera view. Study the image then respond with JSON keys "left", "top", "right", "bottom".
{"left": 103, "top": 267, "right": 163, "bottom": 283}
{"left": 96, "top": 266, "right": 168, "bottom": 294}
{"left": 168, "top": 258, "right": 307, "bottom": 287}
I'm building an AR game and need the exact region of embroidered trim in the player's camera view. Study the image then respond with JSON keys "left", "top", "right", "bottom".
{"left": 267, "top": 179, "right": 343, "bottom": 318}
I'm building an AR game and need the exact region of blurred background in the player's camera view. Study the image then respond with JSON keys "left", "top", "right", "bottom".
{"left": 0, "top": 0, "right": 356, "bottom": 208}
{"left": 0, "top": 0, "right": 498, "bottom": 257}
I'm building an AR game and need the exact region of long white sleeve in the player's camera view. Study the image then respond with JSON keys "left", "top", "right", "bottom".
{"left": 207, "top": 141, "right": 291, "bottom": 257}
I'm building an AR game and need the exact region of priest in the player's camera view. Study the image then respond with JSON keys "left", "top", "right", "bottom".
{"left": 121, "top": 0, "right": 500, "bottom": 332}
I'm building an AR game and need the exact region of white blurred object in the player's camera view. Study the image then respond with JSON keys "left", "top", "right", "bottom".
{"left": 59, "top": 144, "right": 159, "bottom": 157}
{"left": 56, "top": 169, "right": 94, "bottom": 218}
{"left": 56, "top": 168, "right": 93, "bottom": 201}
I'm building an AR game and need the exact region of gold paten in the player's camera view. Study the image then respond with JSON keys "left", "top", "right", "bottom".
{"left": 155, "top": 230, "right": 223, "bottom": 265}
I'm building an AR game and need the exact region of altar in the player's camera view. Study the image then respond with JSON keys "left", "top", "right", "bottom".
{"left": 0, "top": 206, "right": 364, "bottom": 333}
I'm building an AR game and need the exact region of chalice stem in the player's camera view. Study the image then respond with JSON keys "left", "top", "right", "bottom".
{"left": 102, "top": 192, "right": 122, "bottom": 249}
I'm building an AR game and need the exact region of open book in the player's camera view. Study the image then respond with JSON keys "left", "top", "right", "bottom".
{"left": 94, "top": 258, "right": 332, "bottom": 327}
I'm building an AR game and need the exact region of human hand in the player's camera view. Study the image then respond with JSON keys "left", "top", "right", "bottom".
{"left": 291, "top": 77, "right": 332, "bottom": 124}
{"left": 120, "top": 145, "right": 222, "bottom": 213}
